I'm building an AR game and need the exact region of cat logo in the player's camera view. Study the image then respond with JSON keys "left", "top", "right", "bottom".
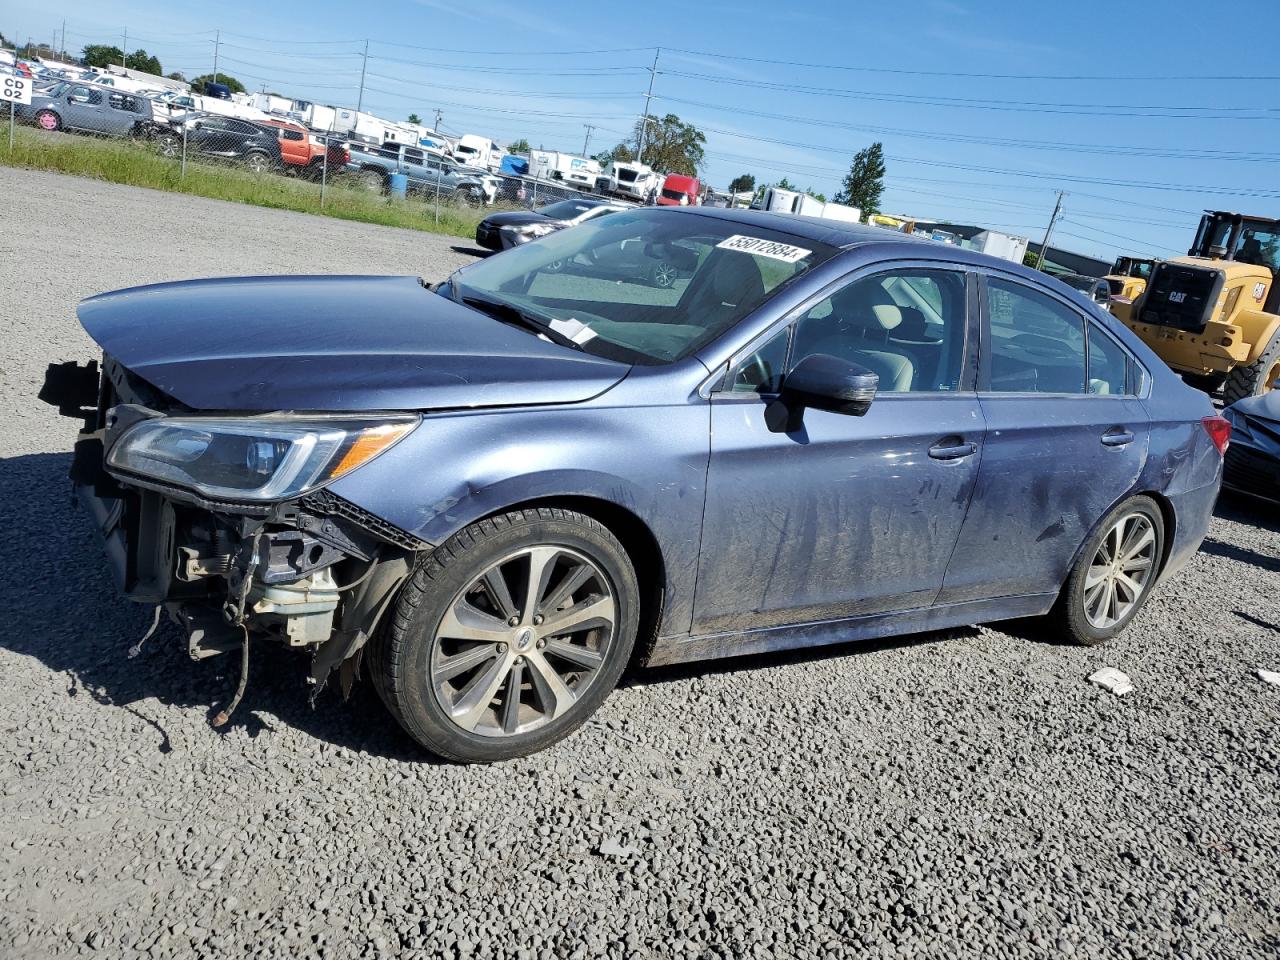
{"left": 1169, "top": 291, "right": 1187, "bottom": 304}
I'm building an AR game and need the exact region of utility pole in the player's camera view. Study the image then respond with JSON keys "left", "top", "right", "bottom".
{"left": 582, "top": 123, "right": 595, "bottom": 157}
{"left": 60, "top": 20, "right": 66, "bottom": 60}
{"left": 433, "top": 107, "right": 443, "bottom": 130}
{"left": 1036, "top": 190, "right": 1065, "bottom": 270}
{"left": 636, "top": 47, "right": 659, "bottom": 164}
{"left": 212, "top": 30, "right": 220, "bottom": 84}
{"left": 121, "top": 28, "right": 127, "bottom": 67}
{"left": 356, "top": 39, "right": 369, "bottom": 114}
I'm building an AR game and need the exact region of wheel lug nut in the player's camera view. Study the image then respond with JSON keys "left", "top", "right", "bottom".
{"left": 495, "top": 642, "right": 507, "bottom": 653}
{"left": 533, "top": 614, "right": 544, "bottom": 625}
{"left": 536, "top": 639, "right": 546, "bottom": 649}
{"left": 514, "top": 655, "right": 524, "bottom": 665}
{"left": 507, "top": 616, "right": 519, "bottom": 627}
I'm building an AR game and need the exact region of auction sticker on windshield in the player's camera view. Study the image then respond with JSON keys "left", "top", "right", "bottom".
{"left": 716, "top": 235, "right": 811, "bottom": 263}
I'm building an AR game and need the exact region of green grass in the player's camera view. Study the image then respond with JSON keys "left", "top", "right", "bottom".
{"left": 0, "top": 126, "right": 497, "bottom": 238}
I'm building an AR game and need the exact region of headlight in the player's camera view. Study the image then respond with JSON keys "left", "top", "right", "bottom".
{"left": 512, "top": 222, "right": 557, "bottom": 239}
{"left": 106, "top": 416, "right": 417, "bottom": 501}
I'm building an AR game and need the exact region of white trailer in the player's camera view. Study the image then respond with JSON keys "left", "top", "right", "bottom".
{"left": 454, "top": 134, "right": 504, "bottom": 171}
{"left": 761, "top": 188, "right": 860, "bottom": 224}
{"left": 249, "top": 93, "right": 295, "bottom": 117}
{"left": 968, "top": 229, "right": 1029, "bottom": 263}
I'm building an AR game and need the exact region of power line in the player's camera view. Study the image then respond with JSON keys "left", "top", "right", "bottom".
{"left": 662, "top": 46, "right": 1280, "bottom": 82}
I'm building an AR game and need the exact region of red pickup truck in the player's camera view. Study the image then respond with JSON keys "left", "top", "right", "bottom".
{"left": 260, "top": 119, "right": 349, "bottom": 179}
{"left": 657, "top": 174, "right": 701, "bottom": 206}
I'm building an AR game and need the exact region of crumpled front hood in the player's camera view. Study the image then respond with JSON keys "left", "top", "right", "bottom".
{"left": 78, "top": 275, "right": 628, "bottom": 411}
{"left": 1228, "top": 392, "right": 1280, "bottom": 452}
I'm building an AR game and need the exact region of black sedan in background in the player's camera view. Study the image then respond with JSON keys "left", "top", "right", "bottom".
{"left": 156, "top": 113, "right": 284, "bottom": 174}
{"left": 475, "top": 198, "right": 627, "bottom": 252}
{"left": 1223, "top": 392, "right": 1280, "bottom": 504}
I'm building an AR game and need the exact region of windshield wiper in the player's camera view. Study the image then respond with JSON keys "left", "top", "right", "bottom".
{"left": 459, "top": 294, "right": 582, "bottom": 351}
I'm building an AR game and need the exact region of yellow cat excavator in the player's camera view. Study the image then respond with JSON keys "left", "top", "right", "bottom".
{"left": 1111, "top": 212, "right": 1280, "bottom": 399}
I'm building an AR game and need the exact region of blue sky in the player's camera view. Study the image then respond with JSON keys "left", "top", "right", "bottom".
{"left": 6, "top": 0, "right": 1280, "bottom": 261}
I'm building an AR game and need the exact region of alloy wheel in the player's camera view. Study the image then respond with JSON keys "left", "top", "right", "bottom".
{"left": 1083, "top": 512, "right": 1157, "bottom": 629}
{"left": 429, "top": 546, "right": 616, "bottom": 738}
{"left": 652, "top": 261, "right": 678, "bottom": 287}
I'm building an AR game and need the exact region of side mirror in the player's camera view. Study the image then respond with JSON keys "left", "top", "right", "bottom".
{"left": 781, "top": 353, "right": 878, "bottom": 418}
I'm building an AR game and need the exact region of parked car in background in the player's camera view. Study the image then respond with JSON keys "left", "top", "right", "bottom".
{"left": 657, "top": 174, "right": 702, "bottom": 206}
{"left": 347, "top": 142, "right": 499, "bottom": 204}
{"left": 42, "top": 208, "right": 1226, "bottom": 763}
{"left": 259, "top": 118, "right": 348, "bottom": 178}
{"left": 475, "top": 198, "right": 627, "bottom": 252}
{"left": 156, "top": 113, "right": 283, "bottom": 173}
{"left": 16, "top": 81, "right": 155, "bottom": 137}
{"left": 1058, "top": 273, "right": 1111, "bottom": 306}
{"left": 1222, "top": 392, "right": 1280, "bottom": 503}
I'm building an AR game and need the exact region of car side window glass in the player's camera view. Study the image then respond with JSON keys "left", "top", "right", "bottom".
{"left": 729, "top": 328, "right": 789, "bottom": 395}
{"left": 986, "top": 278, "right": 1087, "bottom": 394}
{"left": 790, "top": 269, "right": 967, "bottom": 393}
{"left": 1087, "top": 323, "right": 1130, "bottom": 395}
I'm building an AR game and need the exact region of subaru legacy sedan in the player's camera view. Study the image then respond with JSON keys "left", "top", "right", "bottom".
{"left": 42, "top": 208, "right": 1226, "bottom": 762}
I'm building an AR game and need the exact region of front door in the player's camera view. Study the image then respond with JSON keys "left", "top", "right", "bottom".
{"left": 938, "top": 273, "right": 1150, "bottom": 604}
{"left": 692, "top": 265, "right": 985, "bottom": 636}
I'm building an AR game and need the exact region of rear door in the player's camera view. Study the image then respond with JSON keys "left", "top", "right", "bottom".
{"left": 938, "top": 273, "right": 1150, "bottom": 604}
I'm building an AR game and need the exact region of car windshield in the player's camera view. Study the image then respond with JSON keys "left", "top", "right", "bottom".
{"left": 538, "top": 200, "right": 598, "bottom": 220}
{"left": 451, "top": 209, "right": 839, "bottom": 365}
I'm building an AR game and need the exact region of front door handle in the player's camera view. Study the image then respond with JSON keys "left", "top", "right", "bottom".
{"left": 1101, "top": 428, "right": 1135, "bottom": 447}
{"left": 929, "top": 437, "right": 978, "bottom": 460}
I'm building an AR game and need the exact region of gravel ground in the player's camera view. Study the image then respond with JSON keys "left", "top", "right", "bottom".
{"left": 1, "top": 167, "right": 1279, "bottom": 960}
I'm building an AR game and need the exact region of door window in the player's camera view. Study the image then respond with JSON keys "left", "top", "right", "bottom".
{"left": 790, "top": 269, "right": 968, "bottom": 392}
{"left": 1087, "top": 324, "right": 1130, "bottom": 395}
{"left": 729, "top": 328, "right": 789, "bottom": 395}
{"left": 986, "top": 278, "right": 1087, "bottom": 394}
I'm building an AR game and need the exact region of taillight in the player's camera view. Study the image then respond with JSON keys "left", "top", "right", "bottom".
{"left": 1201, "top": 415, "right": 1231, "bottom": 455}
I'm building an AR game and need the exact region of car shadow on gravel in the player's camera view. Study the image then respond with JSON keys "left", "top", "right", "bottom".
{"left": 0, "top": 452, "right": 428, "bottom": 762}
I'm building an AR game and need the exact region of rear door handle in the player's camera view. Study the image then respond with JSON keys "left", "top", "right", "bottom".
{"left": 1101, "top": 428, "right": 1135, "bottom": 447}
{"left": 929, "top": 437, "right": 978, "bottom": 461}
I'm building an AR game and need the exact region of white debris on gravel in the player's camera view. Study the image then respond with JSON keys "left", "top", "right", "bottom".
{"left": 2, "top": 168, "right": 1280, "bottom": 960}
{"left": 1257, "top": 669, "right": 1280, "bottom": 687}
{"left": 1088, "top": 667, "right": 1135, "bottom": 696}
{"left": 597, "top": 836, "right": 641, "bottom": 858}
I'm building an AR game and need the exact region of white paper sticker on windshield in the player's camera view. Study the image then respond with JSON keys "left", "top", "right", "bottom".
{"left": 548, "top": 317, "right": 598, "bottom": 344}
{"left": 716, "top": 235, "right": 812, "bottom": 263}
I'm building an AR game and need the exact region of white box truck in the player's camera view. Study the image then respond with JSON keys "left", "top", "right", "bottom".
{"left": 602, "top": 161, "right": 664, "bottom": 202}
{"left": 454, "top": 134, "right": 504, "bottom": 172}
{"left": 529, "top": 151, "right": 601, "bottom": 190}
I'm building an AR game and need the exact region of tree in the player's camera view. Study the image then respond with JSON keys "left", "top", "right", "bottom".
{"left": 125, "top": 49, "right": 162, "bottom": 75}
{"left": 594, "top": 142, "right": 634, "bottom": 166}
{"left": 775, "top": 177, "right": 795, "bottom": 191}
{"left": 167, "top": 72, "right": 186, "bottom": 83}
{"left": 507, "top": 138, "right": 531, "bottom": 155}
{"left": 832, "top": 142, "right": 886, "bottom": 217}
{"left": 407, "top": 113, "right": 422, "bottom": 125}
{"left": 727, "top": 173, "right": 755, "bottom": 194}
{"left": 82, "top": 44, "right": 124, "bottom": 68}
{"left": 805, "top": 187, "right": 827, "bottom": 203}
{"left": 634, "top": 113, "right": 705, "bottom": 176}
{"left": 190, "top": 73, "right": 245, "bottom": 94}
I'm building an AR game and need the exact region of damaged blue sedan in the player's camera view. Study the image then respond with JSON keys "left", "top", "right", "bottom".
{"left": 42, "top": 208, "right": 1228, "bottom": 762}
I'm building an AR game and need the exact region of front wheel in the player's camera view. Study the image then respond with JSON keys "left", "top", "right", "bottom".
{"left": 35, "top": 109, "right": 61, "bottom": 132}
{"left": 1049, "top": 495, "right": 1164, "bottom": 646}
{"left": 1223, "top": 332, "right": 1280, "bottom": 401}
{"left": 650, "top": 260, "right": 678, "bottom": 288}
{"left": 370, "top": 508, "right": 639, "bottom": 762}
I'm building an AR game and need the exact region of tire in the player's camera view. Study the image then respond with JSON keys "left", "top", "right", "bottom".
{"left": 455, "top": 188, "right": 482, "bottom": 208}
{"left": 650, "top": 261, "right": 678, "bottom": 288}
{"left": 35, "top": 109, "right": 61, "bottom": 132}
{"left": 156, "top": 133, "right": 180, "bottom": 158}
{"left": 243, "top": 151, "right": 272, "bottom": 175}
{"left": 1223, "top": 331, "right": 1280, "bottom": 402}
{"left": 370, "top": 508, "right": 640, "bottom": 762}
{"left": 358, "top": 169, "right": 385, "bottom": 192}
{"left": 1049, "top": 495, "right": 1165, "bottom": 647}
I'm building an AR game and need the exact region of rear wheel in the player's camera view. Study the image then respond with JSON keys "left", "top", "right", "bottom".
{"left": 370, "top": 508, "right": 639, "bottom": 762}
{"left": 35, "top": 110, "right": 61, "bottom": 132}
{"left": 650, "top": 260, "right": 678, "bottom": 288}
{"left": 1223, "top": 332, "right": 1280, "bottom": 401}
{"left": 243, "top": 151, "right": 272, "bottom": 174}
{"left": 1049, "top": 495, "right": 1164, "bottom": 646}
{"left": 156, "top": 133, "right": 180, "bottom": 158}
{"left": 358, "top": 168, "right": 385, "bottom": 192}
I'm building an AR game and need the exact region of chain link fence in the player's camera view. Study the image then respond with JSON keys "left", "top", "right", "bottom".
{"left": 3, "top": 78, "right": 641, "bottom": 238}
